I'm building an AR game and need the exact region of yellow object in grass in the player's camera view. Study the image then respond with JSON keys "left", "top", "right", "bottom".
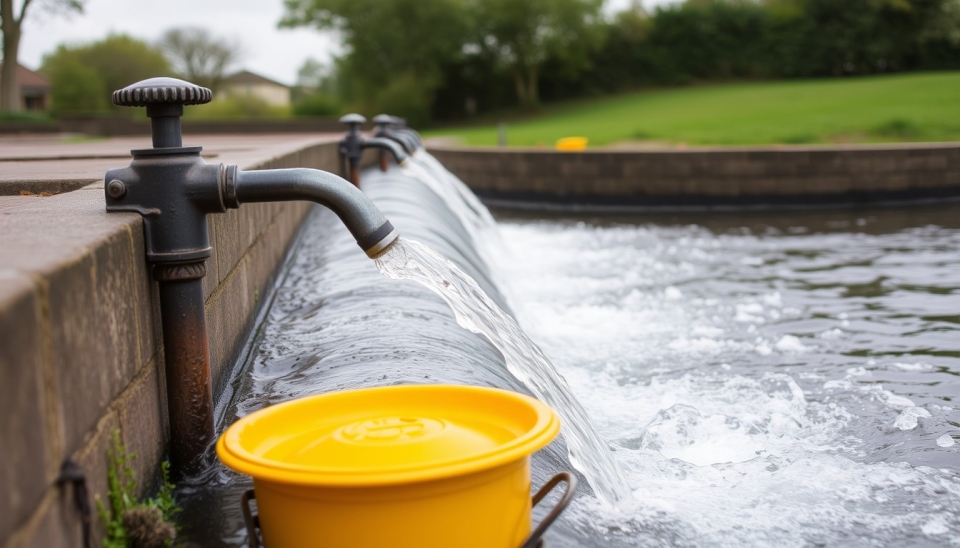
{"left": 555, "top": 136, "right": 588, "bottom": 151}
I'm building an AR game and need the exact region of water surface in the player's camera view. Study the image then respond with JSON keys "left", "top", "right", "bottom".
{"left": 493, "top": 206, "right": 960, "bottom": 546}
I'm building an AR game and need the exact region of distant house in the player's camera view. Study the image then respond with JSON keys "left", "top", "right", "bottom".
{"left": 220, "top": 70, "right": 291, "bottom": 107}
{"left": 0, "top": 63, "right": 50, "bottom": 111}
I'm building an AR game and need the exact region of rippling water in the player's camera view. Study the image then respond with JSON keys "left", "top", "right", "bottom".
{"left": 492, "top": 207, "right": 960, "bottom": 546}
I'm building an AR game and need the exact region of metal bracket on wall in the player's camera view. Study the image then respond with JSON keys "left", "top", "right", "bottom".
{"left": 56, "top": 459, "right": 92, "bottom": 548}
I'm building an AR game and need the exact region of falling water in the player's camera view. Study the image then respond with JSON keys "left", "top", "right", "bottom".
{"left": 401, "top": 160, "right": 497, "bottom": 247}
{"left": 376, "top": 237, "right": 631, "bottom": 505}
{"left": 402, "top": 152, "right": 514, "bottom": 293}
{"left": 412, "top": 151, "right": 498, "bottom": 231}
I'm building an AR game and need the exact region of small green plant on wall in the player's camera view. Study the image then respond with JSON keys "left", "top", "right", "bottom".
{"left": 98, "top": 431, "right": 180, "bottom": 548}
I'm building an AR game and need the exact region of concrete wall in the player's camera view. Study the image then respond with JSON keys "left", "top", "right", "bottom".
{"left": 429, "top": 143, "right": 960, "bottom": 210}
{"left": 0, "top": 136, "right": 360, "bottom": 547}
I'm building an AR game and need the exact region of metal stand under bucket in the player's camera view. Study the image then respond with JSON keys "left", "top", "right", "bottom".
{"left": 240, "top": 472, "right": 578, "bottom": 548}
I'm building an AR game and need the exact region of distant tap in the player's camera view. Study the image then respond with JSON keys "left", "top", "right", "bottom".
{"left": 338, "top": 114, "right": 409, "bottom": 185}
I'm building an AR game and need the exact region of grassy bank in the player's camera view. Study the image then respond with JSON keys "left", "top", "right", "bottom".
{"left": 428, "top": 72, "right": 960, "bottom": 147}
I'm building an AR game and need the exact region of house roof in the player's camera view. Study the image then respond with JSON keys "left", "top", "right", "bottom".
{"left": 0, "top": 63, "right": 50, "bottom": 90}
{"left": 222, "top": 70, "right": 288, "bottom": 88}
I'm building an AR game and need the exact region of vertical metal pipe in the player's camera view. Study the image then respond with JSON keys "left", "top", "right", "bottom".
{"left": 379, "top": 150, "right": 388, "bottom": 172}
{"left": 146, "top": 103, "right": 185, "bottom": 149}
{"left": 349, "top": 163, "right": 361, "bottom": 187}
{"left": 155, "top": 263, "right": 215, "bottom": 478}
{"left": 150, "top": 116, "right": 183, "bottom": 148}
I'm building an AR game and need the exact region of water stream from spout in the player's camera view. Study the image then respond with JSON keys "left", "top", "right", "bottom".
{"left": 376, "top": 237, "right": 630, "bottom": 506}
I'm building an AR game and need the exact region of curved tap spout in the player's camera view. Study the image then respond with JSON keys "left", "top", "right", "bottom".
{"left": 363, "top": 137, "right": 410, "bottom": 166}
{"left": 393, "top": 128, "right": 423, "bottom": 151}
{"left": 373, "top": 115, "right": 418, "bottom": 154}
{"left": 375, "top": 130, "right": 416, "bottom": 155}
{"left": 392, "top": 131, "right": 420, "bottom": 154}
{"left": 388, "top": 116, "right": 424, "bottom": 149}
{"left": 229, "top": 167, "right": 399, "bottom": 258}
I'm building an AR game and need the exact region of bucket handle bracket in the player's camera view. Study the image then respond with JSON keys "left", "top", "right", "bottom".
{"left": 522, "top": 471, "right": 578, "bottom": 548}
{"left": 241, "top": 489, "right": 262, "bottom": 548}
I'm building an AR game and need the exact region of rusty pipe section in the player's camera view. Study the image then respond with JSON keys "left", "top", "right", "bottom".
{"left": 227, "top": 167, "right": 399, "bottom": 258}
{"left": 155, "top": 270, "right": 214, "bottom": 477}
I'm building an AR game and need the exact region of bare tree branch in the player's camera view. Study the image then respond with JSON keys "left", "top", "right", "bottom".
{"left": 18, "top": 0, "right": 34, "bottom": 24}
{"left": 158, "top": 27, "right": 242, "bottom": 92}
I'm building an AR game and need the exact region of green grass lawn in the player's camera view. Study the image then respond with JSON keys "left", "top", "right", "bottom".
{"left": 427, "top": 72, "right": 960, "bottom": 147}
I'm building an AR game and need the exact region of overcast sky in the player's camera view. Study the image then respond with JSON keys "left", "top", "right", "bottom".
{"left": 19, "top": 0, "right": 678, "bottom": 87}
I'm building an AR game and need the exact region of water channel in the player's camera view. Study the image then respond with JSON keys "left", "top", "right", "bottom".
{"left": 184, "top": 161, "right": 960, "bottom": 547}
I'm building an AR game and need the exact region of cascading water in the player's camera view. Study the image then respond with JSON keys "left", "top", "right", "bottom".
{"left": 412, "top": 151, "right": 498, "bottom": 232}
{"left": 375, "top": 237, "right": 630, "bottom": 505}
{"left": 401, "top": 159, "right": 497, "bottom": 246}
{"left": 397, "top": 150, "right": 629, "bottom": 502}
{"left": 400, "top": 151, "right": 522, "bottom": 323}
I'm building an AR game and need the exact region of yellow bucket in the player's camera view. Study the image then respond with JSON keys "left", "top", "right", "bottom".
{"left": 217, "top": 385, "right": 574, "bottom": 548}
{"left": 555, "top": 137, "right": 588, "bottom": 151}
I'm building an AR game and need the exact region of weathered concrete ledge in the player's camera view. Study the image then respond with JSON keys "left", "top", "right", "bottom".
{"left": 429, "top": 143, "right": 960, "bottom": 210}
{"left": 0, "top": 116, "right": 374, "bottom": 137}
{"left": 0, "top": 135, "right": 366, "bottom": 547}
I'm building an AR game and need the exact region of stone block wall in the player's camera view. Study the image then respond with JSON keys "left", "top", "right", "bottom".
{"left": 429, "top": 143, "right": 960, "bottom": 209}
{"left": 0, "top": 137, "right": 361, "bottom": 547}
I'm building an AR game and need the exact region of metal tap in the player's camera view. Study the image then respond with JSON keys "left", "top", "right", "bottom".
{"left": 372, "top": 114, "right": 418, "bottom": 156}
{"left": 385, "top": 115, "right": 424, "bottom": 151}
{"left": 104, "top": 77, "right": 399, "bottom": 477}
{"left": 338, "top": 114, "right": 409, "bottom": 184}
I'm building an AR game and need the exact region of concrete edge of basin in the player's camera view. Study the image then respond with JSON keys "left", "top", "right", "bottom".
{"left": 427, "top": 143, "right": 960, "bottom": 211}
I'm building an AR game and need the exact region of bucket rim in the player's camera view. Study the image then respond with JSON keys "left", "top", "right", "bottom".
{"left": 216, "top": 384, "right": 560, "bottom": 487}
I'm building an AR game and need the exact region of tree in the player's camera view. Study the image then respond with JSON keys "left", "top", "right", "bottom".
{"left": 41, "top": 34, "right": 171, "bottom": 113}
{"left": 470, "top": 0, "right": 605, "bottom": 107}
{"left": 158, "top": 27, "right": 241, "bottom": 92}
{"left": 294, "top": 56, "right": 340, "bottom": 97}
{"left": 760, "top": 0, "right": 953, "bottom": 76}
{"left": 296, "top": 57, "right": 327, "bottom": 91}
{"left": 43, "top": 53, "right": 105, "bottom": 113}
{"left": 292, "top": 57, "right": 342, "bottom": 116}
{"left": 921, "top": 0, "right": 960, "bottom": 45}
{"left": 1, "top": 0, "right": 83, "bottom": 112}
{"left": 280, "top": 0, "right": 472, "bottom": 123}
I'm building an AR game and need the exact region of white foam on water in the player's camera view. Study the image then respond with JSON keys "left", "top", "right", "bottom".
{"left": 818, "top": 327, "right": 845, "bottom": 339}
{"left": 486, "top": 220, "right": 960, "bottom": 546}
{"left": 894, "top": 406, "right": 933, "bottom": 431}
{"left": 893, "top": 362, "right": 936, "bottom": 372}
{"left": 664, "top": 286, "right": 684, "bottom": 300}
{"left": 774, "top": 334, "right": 810, "bottom": 353}
{"left": 937, "top": 434, "right": 956, "bottom": 448}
